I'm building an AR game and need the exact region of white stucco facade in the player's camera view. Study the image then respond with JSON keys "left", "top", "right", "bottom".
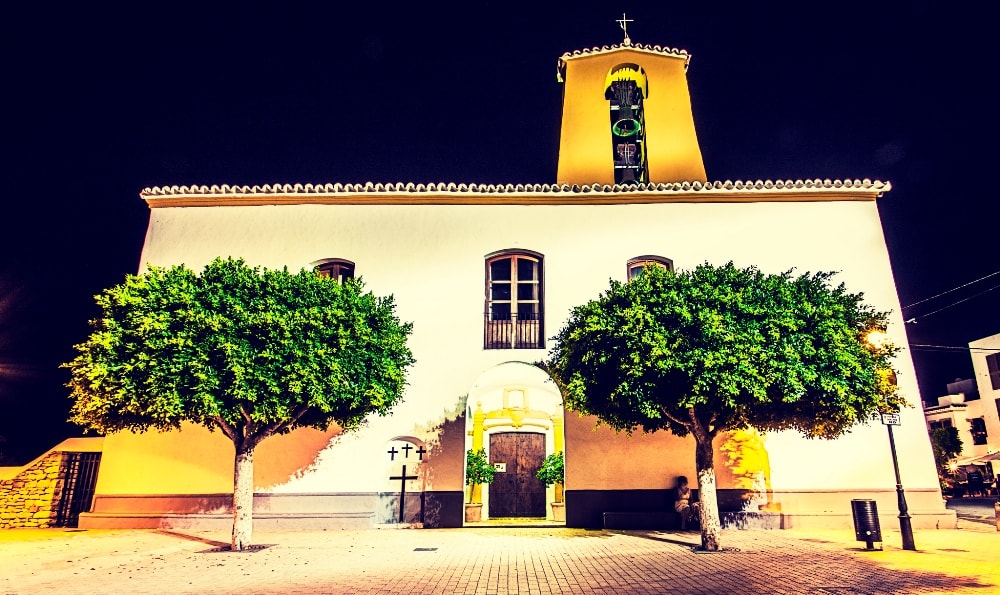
{"left": 77, "top": 187, "right": 953, "bottom": 530}
{"left": 78, "top": 38, "right": 953, "bottom": 531}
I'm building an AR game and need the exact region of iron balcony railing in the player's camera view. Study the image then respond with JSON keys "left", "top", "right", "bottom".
{"left": 484, "top": 312, "right": 543, "bottom": 349}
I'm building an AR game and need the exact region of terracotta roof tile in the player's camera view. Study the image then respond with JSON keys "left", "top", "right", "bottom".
{"left": 141, "top": 179, "right": 890, "bottom": 198}
{"left": 557, "top": 42, "right": 692, "bottom": 77}
{"left": 560, "top": 42, "right": 690, "bottom": 61}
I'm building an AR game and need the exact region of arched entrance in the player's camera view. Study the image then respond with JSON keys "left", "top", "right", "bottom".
{"left": 465, "top": 363, "right": 564, "bottom": 522}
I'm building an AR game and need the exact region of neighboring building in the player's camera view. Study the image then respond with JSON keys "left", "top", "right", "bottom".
{"left": 924, "top": 342, "right": 1000, "bottom": 455}
{"left": 923, "top": 334, "right": 1000, "bottom": 489}
{"left": 76, "top": 32, "right": 951, "bottom": 531}
{"left": 924, "top": 386, "right": 973, "bottom": 442}
{"left": 969, "top": 333, "right": 1000, "bottom": 456}
{"left": 927, "top": 334, "right": 1000, "bottom": 466}
{"left": 924, "top": 378, "right": 979, "bottom": 448}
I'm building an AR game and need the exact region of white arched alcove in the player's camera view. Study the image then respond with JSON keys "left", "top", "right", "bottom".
{"left": 465, "top": 361, "right": 564, "bottom": 520}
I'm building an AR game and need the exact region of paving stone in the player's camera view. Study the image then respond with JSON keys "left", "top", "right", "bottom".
{"left": 0, "top": 520, "right": 998, "bottom": 594}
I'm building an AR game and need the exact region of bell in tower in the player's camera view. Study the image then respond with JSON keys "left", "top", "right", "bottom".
{"left": 605, "top": 63, "right": 648, "bottom": 185}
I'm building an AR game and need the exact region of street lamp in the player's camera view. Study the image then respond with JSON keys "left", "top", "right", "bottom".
{"left": 866, "top": 329, "right": 916, "bottom": 551}
{"left": 881, "top": 412, "right": 916, "bottom": 550}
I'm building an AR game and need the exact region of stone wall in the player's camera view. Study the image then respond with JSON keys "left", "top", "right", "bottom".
{"left": 0, "top": 452, "right": 65, "bottom": 528}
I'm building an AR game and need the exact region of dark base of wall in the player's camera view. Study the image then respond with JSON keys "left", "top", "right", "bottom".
{"left": 567, "top": 489, "right": 679, "bottom": 529}
{"left": 565, "top": 488, "right": 956, "bottom": 531}
{"left": 79, "top": 488, "right": 955, "bottom": 532}
{"left": 423, "top": 491, "right": 464, "bottom": 528}
{"left": 80, "top": 490, "right": 466, "bottom": 530}
{"left": 603, "top": 511, "right": 681, "bottom": 530}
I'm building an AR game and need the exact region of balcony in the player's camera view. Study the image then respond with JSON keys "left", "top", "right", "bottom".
{"left": 484, "top": 313, "right": 543, "bottom": 350}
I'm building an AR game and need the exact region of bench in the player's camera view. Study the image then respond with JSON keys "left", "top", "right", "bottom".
{"left": 601, "top": 488, "right": 700, "bottom": 530}
{"left": 602, "top": 511, "right": 683, "bottom": 530}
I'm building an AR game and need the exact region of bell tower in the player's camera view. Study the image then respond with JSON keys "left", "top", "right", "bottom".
{"left": 556, "top": 36, "right": 707, "bottom": 185}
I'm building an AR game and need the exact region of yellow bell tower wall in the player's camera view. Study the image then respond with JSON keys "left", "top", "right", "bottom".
{"left": 557, "top": 48, "right": 707, "bottom": 185}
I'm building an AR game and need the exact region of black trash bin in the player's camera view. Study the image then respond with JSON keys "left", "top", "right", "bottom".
{"left": 851, "top": 499, "right": 882, "bottom": 550}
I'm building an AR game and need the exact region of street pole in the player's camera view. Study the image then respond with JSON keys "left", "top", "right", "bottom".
{"left": 885, "top": 420, "right": 916, "bottom": 550}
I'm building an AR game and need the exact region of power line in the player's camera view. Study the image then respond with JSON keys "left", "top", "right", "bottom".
{"left": 903, "top": 282, "right": 1000, "bottom": 324}
{"left": 903, "top": 269, "right": 1000, "bottom": 310}
{"left": 909, "top": 344, "right": 1000, "bottom": 352}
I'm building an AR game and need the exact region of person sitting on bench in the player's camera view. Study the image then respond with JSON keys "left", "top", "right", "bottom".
{"left": 674, "top": 475, "right": 701, "bottom": 530}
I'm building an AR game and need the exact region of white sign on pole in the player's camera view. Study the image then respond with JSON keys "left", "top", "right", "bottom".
{"left": 881, "top": 413, "right": 901, "bottom": 426}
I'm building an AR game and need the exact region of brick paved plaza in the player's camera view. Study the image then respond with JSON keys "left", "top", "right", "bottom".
{"left": 2, "top": 519, "right": 998, "bottom": 594}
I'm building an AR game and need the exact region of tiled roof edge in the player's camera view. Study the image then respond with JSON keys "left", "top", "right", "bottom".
{"left": 141, "top": 179, "right": 891, "bottom": 197}
{"left": 559, "top": 42, "right": 690, "bottom": 61}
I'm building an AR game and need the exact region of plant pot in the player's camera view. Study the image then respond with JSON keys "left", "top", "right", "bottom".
{"left": 550, "top": 502, "right": 565, "bottom": 522}
{"left": 465, "top": 503, "right": 483, "bottom": 523}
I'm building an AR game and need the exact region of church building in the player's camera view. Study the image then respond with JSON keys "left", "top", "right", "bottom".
{"left": 78, "top": 29, "right": 953, "bottom": 531}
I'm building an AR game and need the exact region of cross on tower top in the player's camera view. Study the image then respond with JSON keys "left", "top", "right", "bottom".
{"left": 616, "top": 12, "right": 633, "bottom": 45}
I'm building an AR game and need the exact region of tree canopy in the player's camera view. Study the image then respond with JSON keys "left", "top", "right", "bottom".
{"left": 65, "top": 257, "right": 414, "bottom": 549}
{"left": 549, "top": 262, "right": 902, "bottom": 439}
{"left": 546, "top": 262, "right": 902, "bottom": 550}
{"left": 930, "top": 426, "right": 962, "bottom": 474}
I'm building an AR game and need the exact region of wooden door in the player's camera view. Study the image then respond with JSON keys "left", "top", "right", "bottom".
{"left": 489, "top": 432, "right": 546, "bottom": 517}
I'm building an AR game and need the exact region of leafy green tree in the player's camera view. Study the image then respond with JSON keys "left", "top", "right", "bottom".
{"left": 465, "top": 448, "right": 496, "bottom": 502}
{"left": 536, "top": 451, "right": 564, "bottom": 487}
{"left": 65, "top": 258, "right": 414, "bottom": 550}
{"left": 546, "top": 262, "right": 902, "bottom": 551}
{"left": 930, "top": 426, "right": 962, "bottom": 476}
{"left": 536, "top": 451, "right": 565, "bottom": 504}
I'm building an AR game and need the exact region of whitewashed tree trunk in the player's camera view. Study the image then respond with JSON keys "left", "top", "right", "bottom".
{"left": 232, "top": 448, "right": 254, "bottom": 551}
{"left": 695, "top": 433, "right": 721, "bottom": 551}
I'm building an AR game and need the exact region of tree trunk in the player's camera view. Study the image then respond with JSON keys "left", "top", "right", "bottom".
{"left": 694, "top": 434, "right": 721, "bottom": 551}
{"left": 232, "top": 447, "right": 254, "bottom": 551}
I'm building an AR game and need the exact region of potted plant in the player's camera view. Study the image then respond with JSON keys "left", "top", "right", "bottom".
{"left": 536, "top": 451, "right": 565, "bottom": 521}
{"left": 465, "top": 448, "right": 495, "bottom": 522}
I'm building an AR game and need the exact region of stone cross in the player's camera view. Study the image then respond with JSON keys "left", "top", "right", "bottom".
{"left": 389, "top": 464, "right": 419, "bottom": 523}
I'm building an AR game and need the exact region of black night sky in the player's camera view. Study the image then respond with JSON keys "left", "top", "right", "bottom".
{"left": 2, "top": 3, "right": 997, "bottom": 463}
